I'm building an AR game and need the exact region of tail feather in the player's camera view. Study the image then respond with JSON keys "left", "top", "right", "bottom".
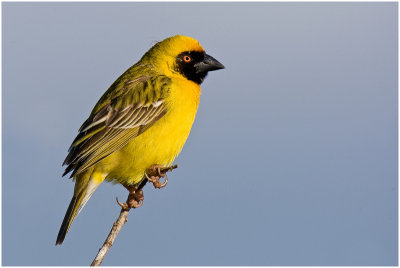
{"left": 56, "top": 171, "right": 103, "bottom": 245}
{"left": 56, "top": 196, "right": 79, "bottom": 245}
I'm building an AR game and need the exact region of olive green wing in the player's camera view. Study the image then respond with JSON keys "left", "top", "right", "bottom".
{"left": 63, "top": 75, "right": 171, "bottom": 178}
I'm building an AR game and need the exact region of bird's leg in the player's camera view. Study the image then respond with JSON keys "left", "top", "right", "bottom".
{"left": 117, "top": 185, "right": 144, "bottom": 210}
{"left": 145, "top": 164, "right": 178, "bottom": 189}
{"left": 116, "top": 164, "right": 178, "bottom": 209}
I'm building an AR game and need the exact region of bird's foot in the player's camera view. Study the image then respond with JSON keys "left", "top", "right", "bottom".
{"left": 117, "top": 187, "right": 144, "bottom": 210}
{"left": 116, "top": 164, "right": 178, "bottom": 209}
{"left": 145, "top": 164, "right": 178, "bottom": 189}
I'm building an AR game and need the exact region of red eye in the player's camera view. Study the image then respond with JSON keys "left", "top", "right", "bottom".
{"left": 183, "top": 55, "right": 192, "bottom": 62}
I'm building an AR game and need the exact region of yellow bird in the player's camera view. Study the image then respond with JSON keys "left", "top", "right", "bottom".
{"left": 56, "top": 35, "right": 224, "bottom": 245}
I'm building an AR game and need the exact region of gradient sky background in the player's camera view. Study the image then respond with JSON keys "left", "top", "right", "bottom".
{"left": 2, "top": 2, "right": 398, "bottom": 266}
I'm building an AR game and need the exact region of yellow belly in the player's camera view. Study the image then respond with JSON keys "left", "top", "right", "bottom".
{"left": 93, "top": 78, "right": 201, "bottom": 186}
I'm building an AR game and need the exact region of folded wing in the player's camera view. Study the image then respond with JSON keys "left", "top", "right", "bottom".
{"left": 63, "top": 75, "right": 171, "bottom": 178}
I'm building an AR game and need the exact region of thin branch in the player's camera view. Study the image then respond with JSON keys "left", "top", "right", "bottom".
{"left": 90, "top": 201, "right": 130, "bottom": 266}
{"left": 90, "top": 164, "right": 178, "bottom": 266}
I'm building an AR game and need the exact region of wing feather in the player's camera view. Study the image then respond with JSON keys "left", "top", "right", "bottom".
{"left": 63, "top": 74, "right": 171, "bottom": 177}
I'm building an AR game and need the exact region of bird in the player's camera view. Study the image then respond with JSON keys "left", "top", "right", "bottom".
{"left": 56, "top": 35, "right": 224, "bottom": 245}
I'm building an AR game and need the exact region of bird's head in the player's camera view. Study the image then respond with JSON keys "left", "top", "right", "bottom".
{"left": 141, "top": 35, "right": 224, "bottom": 84}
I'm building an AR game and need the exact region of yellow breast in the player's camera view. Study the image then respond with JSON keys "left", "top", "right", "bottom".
{"left": 96, "top": 78, "right": 201, "bottom": 186}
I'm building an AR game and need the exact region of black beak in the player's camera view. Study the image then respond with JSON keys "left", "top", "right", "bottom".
{"left": 195, "top": 54, "right": 225, "bottom": 73}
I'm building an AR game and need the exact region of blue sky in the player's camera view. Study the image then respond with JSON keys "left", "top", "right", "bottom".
{"left": 2, "top": 2, "right": 398, "bottom": 265}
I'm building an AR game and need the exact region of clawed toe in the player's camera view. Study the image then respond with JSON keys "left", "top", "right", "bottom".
{"left": 117, "top": 188, "right": 144, "bottom": 210}
{"left": 157, "top": 167, "right": 167, "bottom": 177}
{"left": 144, "top": 164, "right": 177, "bottom": 189}
{"left": 127, "top": 189, "right": 144, "bottom": 208}
{"left": 145, "top": 171, "right": 168, "bottom": 189}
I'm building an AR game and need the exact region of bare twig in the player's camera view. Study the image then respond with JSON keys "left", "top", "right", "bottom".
{"left": 90, "top": 204, "right": 130, "bottom": 266}
{"left": 90, "top": 164, "right": 178, "bottom": 266}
